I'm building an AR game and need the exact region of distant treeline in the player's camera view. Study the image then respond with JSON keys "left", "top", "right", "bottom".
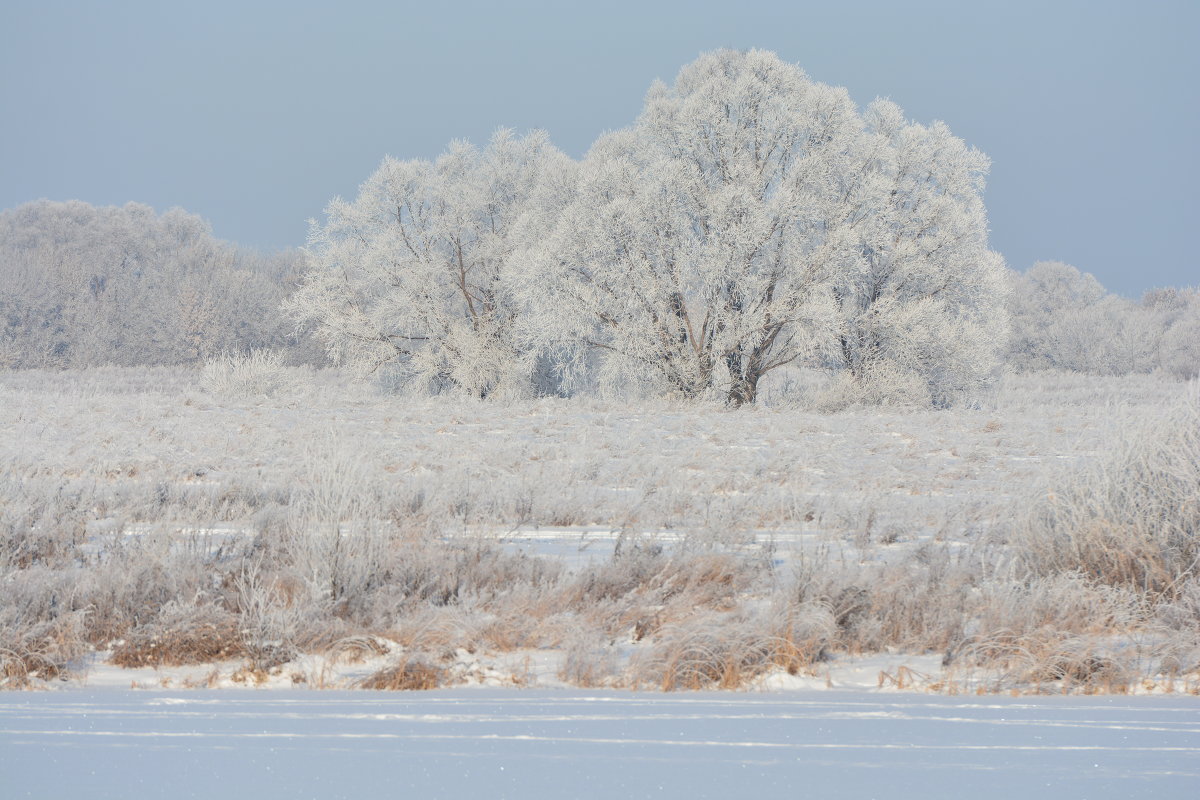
{"left": 1008, "top": 261, "right": 1198, "bottom": 380}
{"left": 1, "top": 199, "right": 1195, "bottom": 386}
{"left": 0, "top": 200, "right": 313, "bottom": 369}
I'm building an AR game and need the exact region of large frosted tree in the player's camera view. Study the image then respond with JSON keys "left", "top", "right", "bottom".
{"left": 820, "top": 98, "right": 1008, "bottom": 407}
{"left": 289, "top": 129, "right": 575, "bottom": 397}
{"left": 516, "top": 49, "right": 1007, "bottom": 405}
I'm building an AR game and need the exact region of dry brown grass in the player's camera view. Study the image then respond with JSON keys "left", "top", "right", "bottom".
{"left": 630, "top": 603, "right": 830, "bottom": 691}
{"left": 948, "top": 633, "right": 1139, "bottom": 694}
{"left": 0, "top": 610, "right": 90, "bottom": 688}
{"left": 1013, "top": 393, "right": 1200, "bottom": 599}
{"left": 358, "top": 655, "right": 449, "bottom": 690}
{"left": 110, "top": 605, "right": 245, "bottom": 668}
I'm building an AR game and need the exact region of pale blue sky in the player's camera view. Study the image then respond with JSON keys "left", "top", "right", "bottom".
{"left": 1, "top": 0, "right": 1196, "bottom": 296}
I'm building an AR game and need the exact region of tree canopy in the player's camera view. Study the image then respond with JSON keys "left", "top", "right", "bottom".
{"left": 517, "top": 49, "right": 1007, "bottom": 405}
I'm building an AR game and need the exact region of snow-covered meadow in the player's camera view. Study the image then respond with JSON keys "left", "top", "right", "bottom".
{"left": 2, "top": 365, "right": 1197, "bottom": 695}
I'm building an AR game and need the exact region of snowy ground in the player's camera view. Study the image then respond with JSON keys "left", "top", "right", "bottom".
{"left": 3, "top": 366, "right": 1176, "bottom": 551}
{"left": 3, "top": 368, "right": 1198, "bottom": 719}
{"left": 3, "top": 367, "right": 1199, "bottom": 795}
{"left": 3, "top": 689, "right": 1198, "bottom": 799}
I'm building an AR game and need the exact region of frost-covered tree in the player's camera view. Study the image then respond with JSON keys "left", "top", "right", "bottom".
{"left": 818, "top": 100, "right": 1009, "bottom": 407}
{"left": 1144, "top": 287, "right": 1200, "bottom": 379}
{"left": 0, "top": 200, "right": 304, "bottom": 368}
{"left": 1008, "top": 261, "right": 1105, "bottom": 372}
{"left": 516, "top": 49, "right": 1007, "bottom": 406}
{"left": 1008, "top": 261, "right": 1183, "bottom": 376}
{"left": 289, "top": 129, "right": 575, "bottom": 397}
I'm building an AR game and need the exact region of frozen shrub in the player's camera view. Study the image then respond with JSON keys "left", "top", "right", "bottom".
{"left": 0, "top": 609, "right": 91, "bottom": 687}
{"left": 1159, "top": 311, "right": 1200, "bottom": 379}
{"left": 812, "top": 363, "right": 933, "bottom": 412}
{"left": 793, "top": 547, "right": 973, "bottom": 654}
{"left": 1156, "top": 576, "right": 1200, "bottom": 634}
{"left": 110, "top": 602, "right": 245, "bottom": 668}
{"left": 951, "top": 631, "right": 1139, "bottom": 694}
{"left": 200, "top": 349, "right": 294, "bottom": 398}
{"left": 232, "top": 561, "right": 307, "bottom": 669}
{"left": 568, "top": 539, "right": 668, "bottom": 604}
{"left": 0, "top": 482, "right": 92, "bottom": 569}
{"left": 631, "top": 605, "right": 824, "bottom": 690}
{"left": 558, "top": 631, "right": 620, "bottom": 687}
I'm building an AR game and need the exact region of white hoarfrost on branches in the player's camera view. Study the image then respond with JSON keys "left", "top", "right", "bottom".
{"left": 1008, "top": 261, "right": 1193, "bottom": 377}
{"left": 289, "top": 129, "right": 575, "bottom": 398}
{"left": 516, "top": 49, "right": 1007, "bottom": 406}
{"left": 292, "top": 49, "right": 1008, "bottom": 406}
{"left": 820, "top": 100, "right": 1008, "bottom": 408}
{"left": 0, "top": 200, "right": 302, "bottom": 368}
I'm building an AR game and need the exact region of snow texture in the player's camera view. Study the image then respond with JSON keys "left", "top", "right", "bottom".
{"left": 2, "top": 689, "right": 1197, "bottom": 799}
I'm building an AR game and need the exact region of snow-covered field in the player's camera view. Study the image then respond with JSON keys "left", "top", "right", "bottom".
{"left": 2, "top": 366, "right": 1198, "bottom": 696}
{"left": 2, "top": 366, "right": 1173, "bottom": 556}
{"left": 3, "top": 689, "right": 1198, "bottom": 799}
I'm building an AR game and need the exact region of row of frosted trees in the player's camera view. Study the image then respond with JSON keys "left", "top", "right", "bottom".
{"left": 1, "top": 51, "right": 1194, "bottom": 395}
{"left": 288, "top": 50, "right": 1009, "bottom": 407}
{"left": 0, "top": 200, "right": 308, "bottom": 369}
{"left": 1009, "top": 261, "right": 1199, "bottom": 379}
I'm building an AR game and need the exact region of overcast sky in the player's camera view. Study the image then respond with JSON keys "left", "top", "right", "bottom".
{"left": 2, "top": 0, "right": 1196, "bottom": 296}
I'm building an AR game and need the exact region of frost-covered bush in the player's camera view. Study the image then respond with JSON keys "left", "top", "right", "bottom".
{"left": 0, "top": 609, "right": 90, "bottom": 687}
{"left": 793, "top": 546, "right": 974, "bottom": 654}
{"left": 557, "top": 632, "right": 621, "bottom": 687}
{"left": 358, "top": 655, "right": 449, "bottom": 690}
{"left": 200, "top": 349, "right": 295, "bottom": 398}
{"left": 1146, "top": 287, "right": 1200, "bottom": 379}
{"left": 109, "top": 602, "right": 245, "bottom": 668}
{"left": 812, "top": 362, "right": 934, "bottom": 412}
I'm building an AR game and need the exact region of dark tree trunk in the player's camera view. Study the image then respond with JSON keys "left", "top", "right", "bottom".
{"left": 726, "top": 371, "right": 760, "bottom": 407}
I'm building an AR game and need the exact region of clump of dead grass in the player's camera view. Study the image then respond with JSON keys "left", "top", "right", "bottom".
{"left": 630, "top": 601, "right": 832, "bottom": 690}
{"left": 358, "top": 654, "right": 449, "bottom": 690}
{"left": 110, "top": 603, "right": 246, "bottom": 668}
{"left": 1012, "top": 391, "right": 1200, "bottom": 599}
{"left": 0, "top": 610, "right": 91, "bottom": 687}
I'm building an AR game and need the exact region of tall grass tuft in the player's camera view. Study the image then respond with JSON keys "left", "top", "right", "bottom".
{"left": 1012, "top": 388, "right": 1200, "bottom": 598}
{"left": 200, "top": 349, "right": 294, "bottom": 398}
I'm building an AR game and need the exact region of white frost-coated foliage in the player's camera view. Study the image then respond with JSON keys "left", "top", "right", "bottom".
{"left": 516, "top": 49, "right": 1007, "bottom": 406}
{"left": 1145, "top": 287, "right": 1200, "bottom": 380}
{"left": 289, "top": 130, "right": 576, "bottom": 398}
{"left": 0, "top": 200, "right": 305, "bottom": 368}
{"left": 1008, "top": 262, "right": 1199, "bottom": 377}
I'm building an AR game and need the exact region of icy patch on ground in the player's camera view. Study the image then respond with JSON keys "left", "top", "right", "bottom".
{"left": 2, "top": 689, "right": 1197, "bottom": 799}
